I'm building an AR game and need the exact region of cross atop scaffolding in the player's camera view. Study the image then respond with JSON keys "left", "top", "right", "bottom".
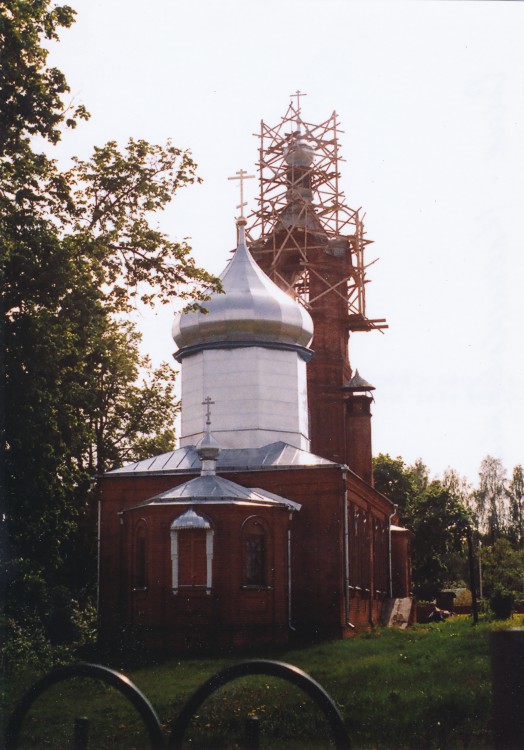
{"left": 290, "top": 89, "right": 307, "bottom": 115}
{"left": 246, "top": 102, "right": 387, "bottom": 334}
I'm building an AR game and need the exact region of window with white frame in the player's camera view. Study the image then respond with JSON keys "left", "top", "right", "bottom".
{"left": 170, "top": 510, "right": 214, "bottom": 593}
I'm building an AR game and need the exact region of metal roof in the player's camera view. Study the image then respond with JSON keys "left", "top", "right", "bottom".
{"left": 171, "top": 509, "right": 212, "bottom": 530}
{"left": 342, "top": 369, "right": 376, "bottom": 392}
{"left": 172, "top": 226, "right": 313, "bottom": 360}
{"left": 124, "top": 473, "right": 301, "bottom": 513}
{"left": 107, "top": 441, "right": 337, "bottom": 477}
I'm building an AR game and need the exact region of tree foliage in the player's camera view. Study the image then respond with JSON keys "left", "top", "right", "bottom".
{"left": 374, "top": 453, "right": 524, "bottom": 604}
{"left": 0, "top": 0, "right": 88, "bottom": 156}
{"left": 64, "top": 139, "right": 215, "bottom": 311}
{"left": 405, "top": 482, "right": 471, "bottom": 601}
{"left": 507, "top": 465, "right": 524, "bottom": 546}
{"left": 83, "top": 323, "right": 178, "bottom": 474}
{"left": 441, "top": 467, "right": 472, "bottom": 506}
{"left": 1, "top": 0, "right": 219, "bottom": 661}
{"left": 481, "top": 538, "right": 524, "bottom": 601}
{"left": 374, "top": 455, "right": 471, "bottom": 600}
{"left": 372, "top": 454, "right": 416, "bottom": 517}
{"left": 473, "top": 456, "right": 507, "bottom": 543}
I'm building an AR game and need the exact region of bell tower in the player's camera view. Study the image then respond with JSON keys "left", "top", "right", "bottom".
{"left": 247, "top": 95, "right": 386, "bottom": 467}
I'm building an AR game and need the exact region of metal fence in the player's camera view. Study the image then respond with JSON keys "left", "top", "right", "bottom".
{"left": 6, "top": 659, "right": 351, "bottom": 750}
{"left": 7, "top": 632, "right": 524, "bottom": 749}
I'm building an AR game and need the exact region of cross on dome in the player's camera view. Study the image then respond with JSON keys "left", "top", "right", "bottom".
{"left": 227, "top": 169, "right": 255, "bottom": 219}
{"left": 202, "top": 396, "right": 215, "bottom": 427}
{"left": 290, "top": 90, "right": 307, "bottom": 135}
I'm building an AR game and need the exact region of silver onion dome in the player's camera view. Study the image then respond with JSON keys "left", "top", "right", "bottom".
{"left": 172, "top": 222, "right": 314, "bottom": 359}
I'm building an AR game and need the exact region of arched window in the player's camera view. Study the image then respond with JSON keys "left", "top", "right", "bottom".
{"left": 349, "top": 505, "right": 370, "bottom": 595}
{"left": 361, "top": 513, "right": 371, "bottom": 596}
{"left": 171, "top": 510, "right": 214, "bottom": 594}
{"left": 241, "top": 517, "right": 269, "bottom": 588}
{"left": 373, "top": 517, "right": 388, "bottom": 597}
{"left": 349, "top": 505, "right": 361, "bottom": 591}
{"left": 133, "top": 521, "right": 147, "bottom": 590}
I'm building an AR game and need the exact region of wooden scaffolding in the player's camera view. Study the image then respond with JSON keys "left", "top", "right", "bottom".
{"left": 246, "top": 99, "right": 387, "bottom": 333}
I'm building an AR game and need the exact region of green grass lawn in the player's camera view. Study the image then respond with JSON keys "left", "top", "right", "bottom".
{"left": 6, "top": 615, "right": 523, "bottom": 749}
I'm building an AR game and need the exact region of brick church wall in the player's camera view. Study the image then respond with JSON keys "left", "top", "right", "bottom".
{"left": 98, "top": 462, "right": 396, "bottom": 649}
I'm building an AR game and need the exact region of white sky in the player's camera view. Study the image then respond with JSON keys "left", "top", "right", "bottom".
{"left": 48, "top": 0, "right": 524, "bottom": 486}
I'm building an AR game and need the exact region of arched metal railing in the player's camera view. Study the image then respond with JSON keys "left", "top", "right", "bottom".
{"left": 6, "top": 659, "right": 350, "bottom": 750}
{"left": 169, "top": 660, "right": 350, "bottom": 749}
{"left": 5, "top": 663, "right": 165, "bottom": 750}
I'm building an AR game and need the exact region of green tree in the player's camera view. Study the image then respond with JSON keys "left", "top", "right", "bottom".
{"left": 0, "top": 0, "right": 88, "bottom": 157}
{"left": 442, "top": 467, "right": 472, "bottom": 506}
{"left": 372, "top": 454, "right": 416, "bottom": 517}
{"left": 3, "top": 133, "right": 215, "bottom": 585}
{"left": 2, "top": 0, "right": 219, "bottom": 661}
{"left": 373, "top": 455, "right": 471, "bottom": 600}
{"left": 65, "top": 139, "right": 211, "bottom": 312}
{"left": 482, "top": 538, "right": 524, "bottom": 602}
{"left": 405, "top": 481, "right": 471, "bottom": 601}
{"left": 409, "top": 458, "right": 430, "bottom": 495}
{"left": 473, "top": 456, "right": 507, "bottom": 543}
{"left": 82, "top": 322, "right": 179, "bottom": 474}
{"left": 506, "top": 465, "right": 524, "bottom": 546}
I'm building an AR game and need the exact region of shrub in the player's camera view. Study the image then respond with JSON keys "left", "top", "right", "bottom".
{"left": 1, "top": 599, "right": 97, "bottom": 674}
{"left": 489, "top": 586, "right": 514, "bottom": 620}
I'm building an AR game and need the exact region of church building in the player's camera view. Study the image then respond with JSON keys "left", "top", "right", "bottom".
{"left": 97, "top": 100, "right": 411, "bottom": 651}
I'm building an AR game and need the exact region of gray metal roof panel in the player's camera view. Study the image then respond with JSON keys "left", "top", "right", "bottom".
{"left": 107, "top": 441, "right": 336, "bottom": 477}
{"left": 124, "top": 473, "right": 301, "bottom": 512}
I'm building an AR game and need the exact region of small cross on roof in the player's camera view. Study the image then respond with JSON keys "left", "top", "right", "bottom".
{"left": 202, "top": 395, "right": 215, "bottom": 427}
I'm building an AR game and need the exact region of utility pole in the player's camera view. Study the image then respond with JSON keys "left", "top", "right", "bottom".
{"left": 466, "top": 526, "right": 479, "bottom": 625}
